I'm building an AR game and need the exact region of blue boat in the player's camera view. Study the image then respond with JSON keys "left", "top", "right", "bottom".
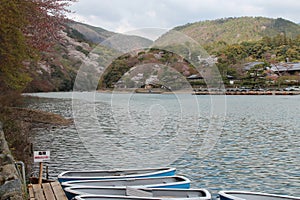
{"left": 58, "top": 167, "right": 176, "bottom": 183}
{"left": 64, "top": 186, "right": 211, "bottom": 200}
{"left": 218, "top": 191, "right": 300, "bottom": 200}
{"left": 61, "top": 176, "right": 190, "bottom": 189}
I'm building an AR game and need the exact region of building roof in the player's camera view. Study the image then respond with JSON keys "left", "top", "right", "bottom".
{"left": 243, "top": 62, "right": 264, "bottom": 71}
{"left": 270, "top": 62, "right": 300, "bottom": 72}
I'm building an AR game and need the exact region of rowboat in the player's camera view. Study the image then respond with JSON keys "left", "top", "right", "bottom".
{"left": 74, "top": 195, "right": 161, "bottom": 200}
{"left": 64, "top": 186, "right": 211, "bottom": 200}
{"left": 218, "top": 191, "right": 300, "bottom": 200}
{"left": 58, "top": 167, "right": 176, "bottom": 183}
{"left": 62, "top": 176, "right": 190, "bottom": 189}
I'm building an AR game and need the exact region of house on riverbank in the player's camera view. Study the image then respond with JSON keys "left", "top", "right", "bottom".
{"left": 270, "top": 62, "right": 300, "bottom": 75}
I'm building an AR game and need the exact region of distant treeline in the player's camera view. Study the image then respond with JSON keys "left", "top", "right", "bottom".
{"left": 214, "top": 34, "right": 300, "bottom": 80}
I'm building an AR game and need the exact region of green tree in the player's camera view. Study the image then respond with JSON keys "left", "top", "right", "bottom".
{"left": 0, "top": 0, "right": 75, "bottom": 96}
{"left": 0, "top": 0, "right": 31, "bottom": 92}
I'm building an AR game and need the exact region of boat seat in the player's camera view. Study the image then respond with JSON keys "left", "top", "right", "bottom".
{"left": 187, "top": 193, "right": 199, "bottom": 198}
{"left": 126, "top": 187, "right": 153, "bottom": 197}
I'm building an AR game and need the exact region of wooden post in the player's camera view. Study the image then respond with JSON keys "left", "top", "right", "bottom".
{"left": 38, "top": 162, "right": 43, "bottom": 185}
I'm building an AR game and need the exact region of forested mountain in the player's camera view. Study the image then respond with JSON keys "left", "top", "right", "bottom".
{"left": 24, "top": 24, "right": 95, "bottom": 92}
{"left": 174, "top": 17, "right": 300, "bottom": 45}
{"left": 24, "top": 21, "right": 152, "bottom": 92}
{"left": 68, "top": 21, "right": 153, "bottom": 45}
{"left": 23, "top": 17, "right": 300, "bottom": 92}
{"left": 68, "top": 21, "right": 114, "bottom": 43}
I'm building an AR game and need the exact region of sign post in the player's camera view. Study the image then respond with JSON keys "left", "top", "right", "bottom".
{"left": 34, "top": 151, "right": 50, "bottom": 185}
{"left": 38, "top": 162, "right": 43, "bottom": 185}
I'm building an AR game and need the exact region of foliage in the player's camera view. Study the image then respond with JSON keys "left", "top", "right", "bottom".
{"left": 100, "top": 32, "right": 300, "bottom": 89}
{"left": 100, "top": 49, "right": 196, "bottom": 88}
{"left": 217, "top": 36, "right": 300, "bottom": 71}
{"left": 175, "top": 16, "right": 300, "bottom": 47}
{"left": 68, "top": 21, "right": 114, "bottom": 43}
{"left": 22, "top": 0, "right": 76, "bottom": 51}
{"left": 214, "top": 34, "right": 300, "bottom": 83}
{"left": 65, "top": 26, "right": 88, "bottom": 43}
{"left": 0, "top": 0, "right": 31, "bottom": 92}
{"left": 0, "top": 0, "right": 75, "bottom": 94}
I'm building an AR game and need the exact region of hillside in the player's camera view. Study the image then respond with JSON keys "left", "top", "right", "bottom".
{"left": 24, "top": 22, "right": 117, "bottom": 92}
{"left": 24, "top": 25, "right": 95, "bottom": 92}
{"left": 68, "top": 21, "right": 153, "bottom": 45}
{"left": 24, "top": 22, "right": 153, "bottom": 92}
{"left": 68, "top": 21, "right": 114, "bottom": 43}
{"left": 174, "top": 17, "right": 300, "bottom": 45}
{"left": 24, "top": 17, "right": 300, "bottom": 92}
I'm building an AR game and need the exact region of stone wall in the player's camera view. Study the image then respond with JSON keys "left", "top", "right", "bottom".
{"left": 0, "top": 122, "right": 23, "bottom": 200}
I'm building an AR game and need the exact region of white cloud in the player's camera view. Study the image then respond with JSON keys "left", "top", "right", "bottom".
{"left": 116, "top": 19, "right": 136, "bottom": 33}
{"left": 67, "top": 0, "right": 300, "bottom": 34}
{"left": 146, "top": 10, "right": 157, "bottom": 18}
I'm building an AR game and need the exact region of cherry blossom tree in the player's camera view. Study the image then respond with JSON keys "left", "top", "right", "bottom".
{"left": 0, "top": 0, "right": 76, "bottom": 93}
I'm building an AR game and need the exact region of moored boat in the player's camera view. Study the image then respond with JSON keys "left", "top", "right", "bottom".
{"left": 74, "top": 194, "right": 161, "bottom": 200}
{"left": 62, "top": 176, "right": 190, "bottom": 189}
{"left": 64, "top": 186, "right": 211, "bottom": 200}
{"left": 58, "top": 167, "right": 176, "bottom": 183}
{"left": 218, "top": 191, "right": 300, "bottom": 200}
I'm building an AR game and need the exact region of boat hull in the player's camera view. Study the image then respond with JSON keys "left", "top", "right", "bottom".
{"left": 65, "top": 187, "right": 211, "bottom": 200}
{"left": 75, "top": 195, "right": 161, "bottom": 200}
{"left": 58, "top": 167, "right": 176, "bottom": 183}
{"left": 62, "top": 175, "right": 190, "bottom": 199}
{"left": 62, "top": 176, "right": 190, "bottom": 190}
{"left": 219, "top": 191, "right": 300, "bottom": 200}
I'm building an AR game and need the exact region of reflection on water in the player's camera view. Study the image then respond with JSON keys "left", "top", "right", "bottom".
{"left": 27, "top": 92, "right": 300, "bottom": 198}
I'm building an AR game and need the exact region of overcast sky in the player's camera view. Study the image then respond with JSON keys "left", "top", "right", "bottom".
{"left": 67, "top": 0, "right": 300, "bottom": 33}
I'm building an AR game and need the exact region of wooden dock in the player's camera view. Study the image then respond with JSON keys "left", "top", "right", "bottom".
{"left": 28, "top": 182, "right": 68, "bottom": 200}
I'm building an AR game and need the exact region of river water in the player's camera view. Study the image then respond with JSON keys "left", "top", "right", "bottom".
{"left": 26, "top": 92, "right": 299, "bottom": 198}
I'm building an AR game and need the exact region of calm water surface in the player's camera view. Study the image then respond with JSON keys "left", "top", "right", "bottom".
{"left": 26, "top": 92, "right": 299, "bottom": 198}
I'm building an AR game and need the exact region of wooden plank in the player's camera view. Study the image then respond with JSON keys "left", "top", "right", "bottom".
{"left": 28, "top": 184, "right": 35, "bottom": 200}
{"left": 33, "top": 184, "right": 46, "bottom": 200}
{"left": 50, "top": 182, "right": 68, "bottom": 200}
{"left": 42, "top": 183, "right": 56, "bottom": 200}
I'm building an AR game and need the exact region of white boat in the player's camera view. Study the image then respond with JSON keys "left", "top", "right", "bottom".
{"left": 218, "top": 191, "right": 300, "bottom": 200}
{"left": 65, "top": 186, "right": 211, "bottom": 200}
{"left": 61, "top": 176, "right": 190, "bottom": 189}
{"left": 74, "top": 194, "right": 161, "bottom": 200}
{"left": 58, "top": 167, "right": 176, "bottom": 183}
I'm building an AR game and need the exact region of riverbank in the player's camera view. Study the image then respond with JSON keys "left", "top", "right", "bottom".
{"left": 10, "top": 107, "right": 72, "bottom": 126}
{"left": 1, "top": 102, "right": 73, "bottom": 189}
{"left": 5, "top": 106, "right": 72, "bottom": 158}
{"left": 0, "top": 122, "right": 23, "bottom": 199}
{"left": 98, "top": 88, "right": 300, "bottom": 95}
{"left": 193, "top": 90, "right": 300, "bottom": 95}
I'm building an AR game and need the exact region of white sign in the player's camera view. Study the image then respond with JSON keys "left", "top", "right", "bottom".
{"left": 34, "top": 151, "right": 50, "bottom": 163}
